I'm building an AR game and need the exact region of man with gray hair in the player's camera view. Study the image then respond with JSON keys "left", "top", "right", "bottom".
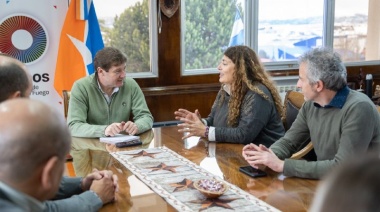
{"left": 0, "top": 54, "right": 118, "bottom": 211}
{"left": 243, "top": 47, "right": 380, "bottom": 179}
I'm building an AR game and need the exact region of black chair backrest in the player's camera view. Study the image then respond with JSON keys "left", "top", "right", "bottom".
{"left": 283, "top": 90, "right": 305, "bottom": 131}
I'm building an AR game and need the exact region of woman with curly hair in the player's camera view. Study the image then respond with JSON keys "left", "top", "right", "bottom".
{"left": 175, "top": 45, "right": 284, "bottom": 147}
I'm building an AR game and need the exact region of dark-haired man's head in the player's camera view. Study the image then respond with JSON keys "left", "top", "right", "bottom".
{"left": 0, "top": 54, "right": 33, "bottom": 101}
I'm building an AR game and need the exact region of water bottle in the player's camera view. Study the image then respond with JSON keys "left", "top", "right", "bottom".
{"left": 366, "top": 74, "right": 373, "bottom": 99}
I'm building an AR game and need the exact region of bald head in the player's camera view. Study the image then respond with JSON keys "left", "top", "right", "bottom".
{"left": 0, "top": 99, "right": 71, "bottom": 182}
{"left": 0, "top": 54, "right": 33, "bottom": 101}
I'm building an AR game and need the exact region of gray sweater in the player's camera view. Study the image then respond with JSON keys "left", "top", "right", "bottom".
{"left": 271, "top": 88, "right": 380, "bottom": 179}
{"left": 44, "top": 177, "right": 102, "bottom": 212}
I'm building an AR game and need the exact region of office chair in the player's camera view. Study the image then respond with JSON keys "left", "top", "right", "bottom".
{"left": 63, "top": 90, "right": 71, "bottom": 118}
{"left": 62, "top": 90, "right": 72, "bottom": 161}
{"left": 283, "top": 90, "right": 315, "bottom": 160}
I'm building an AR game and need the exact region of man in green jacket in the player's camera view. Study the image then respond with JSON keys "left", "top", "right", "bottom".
{"left": 242, "top": 47, "right": 380, "bottom": 179}
{"left": 68, "top": 47, "right": 153, "bottom": 137}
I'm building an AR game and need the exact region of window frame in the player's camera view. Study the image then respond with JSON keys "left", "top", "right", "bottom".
{"left": 180, "top": 0, "right": 380, "bottom": 76}
{"left": 114, "top": 0, "right": 159, "bottom": 79}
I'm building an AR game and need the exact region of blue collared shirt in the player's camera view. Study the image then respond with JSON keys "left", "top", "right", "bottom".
{"left": 314, "top": 86, "right": 350, "bottom": 109}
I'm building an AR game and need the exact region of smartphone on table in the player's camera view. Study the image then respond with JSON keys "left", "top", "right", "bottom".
{"left": 115, "top": 139, "right": 142, "bottom": 148}
{"left": 239, "top": 166, "right": 267, "bottom": 178}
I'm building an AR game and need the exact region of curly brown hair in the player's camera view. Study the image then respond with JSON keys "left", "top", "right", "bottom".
{"left": 221, "top": 45, "right": 284, "bottom": 127}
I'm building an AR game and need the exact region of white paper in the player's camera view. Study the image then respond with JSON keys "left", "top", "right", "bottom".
{"left": 99, "top": 134, "right": 140, "bottom": 145}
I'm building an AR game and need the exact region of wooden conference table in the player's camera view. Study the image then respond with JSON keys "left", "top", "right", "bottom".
{"left": 70, "top": 126, "right": 319, "bottom": 212}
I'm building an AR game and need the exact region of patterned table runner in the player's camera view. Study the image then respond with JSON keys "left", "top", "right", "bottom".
{"left": 111, "top": 147, "right": 280, "bottom": 212}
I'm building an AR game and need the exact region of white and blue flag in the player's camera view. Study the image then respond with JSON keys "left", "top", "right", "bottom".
{"left": 228, "top": 8, "right": 244, "bottom": 47}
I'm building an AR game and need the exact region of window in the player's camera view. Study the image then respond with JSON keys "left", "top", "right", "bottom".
{"left": 257, "top": 0, "right": 324, "bottom": 63}
{"left": 181, "top": 0, "right": 242, "bottom": 75}
{"left": 334, "top": 0, "right": 368, "bottom": 62}
{"left": 180, "top": 0, "right": 238, "bottom": 75}
{"left": 94, "top": 0, "right": 157, "bottom": 78}
{"left": 181, "top": 0, "right": 380, "bottom": 75}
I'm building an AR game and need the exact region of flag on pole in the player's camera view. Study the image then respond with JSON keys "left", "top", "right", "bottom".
{"left": 76, "top": 0, "right": 91, "bottom": 20}
{"left": 228, "top": 7, "right": 244, "bottom": 47}
{"left": 54, "top": 0, "right": 104, "bottom": 97}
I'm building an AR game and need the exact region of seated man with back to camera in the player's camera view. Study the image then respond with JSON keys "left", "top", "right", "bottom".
{"left": 242, "top": 47, "right": 380, "bottom": 179}
{"left": 68, "top": 47, "right": 153, "bottom": 137}
{"left": 0, "top": 53, "right": 118, "bottom": 211}
{"left": 175, "top": 45, "right": 285, "bottom": 147}
{"left": 0, "top": 100, "right": 118, "bottom": 211}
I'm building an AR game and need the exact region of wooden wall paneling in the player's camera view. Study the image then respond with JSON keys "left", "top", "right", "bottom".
{"left": 156, "top": 2, "right": 181, "bottom": 86}
{"left": 145, "top": 92, "right": 219, "bottom": 122}
{"left": 142, "top": 83, "right": 220, "bottom": 122}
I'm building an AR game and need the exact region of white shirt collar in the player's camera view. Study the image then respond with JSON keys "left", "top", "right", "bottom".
{"left": 223, "top": 84, "right": 231, "bottom": 95}
{"left": 97, "top": 79, "right": 119, "bottom": 104}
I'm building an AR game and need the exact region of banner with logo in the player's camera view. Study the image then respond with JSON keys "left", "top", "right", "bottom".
{"left": 0, "top": 0, "right": 103, "bottom": 116}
